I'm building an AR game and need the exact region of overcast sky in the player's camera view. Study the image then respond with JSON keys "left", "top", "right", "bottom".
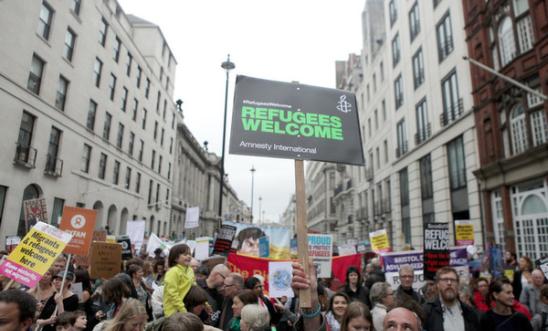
{"left": 118, "top": 0, "right": 364, "bottom": 222}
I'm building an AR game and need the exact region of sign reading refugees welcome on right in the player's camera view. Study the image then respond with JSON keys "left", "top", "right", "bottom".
{"left": 229, "top": 76, "right": 365, "bottom": 165}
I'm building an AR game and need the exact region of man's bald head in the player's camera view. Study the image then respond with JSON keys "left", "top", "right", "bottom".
{"left": 532, "top": 269, "right": 545, "bottom": 287}
{"left": 383, "top": 307, "right": 421, "bottom": 331}
{"left": 206, "top": 264, "right": 230, "bottom": 289}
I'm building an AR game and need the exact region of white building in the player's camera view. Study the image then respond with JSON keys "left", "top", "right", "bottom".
{"left": 0, "top": 0, "right": 178, "bottom": 240}
{"left": 356, "top": 0, "right": 483, "bottom": 250}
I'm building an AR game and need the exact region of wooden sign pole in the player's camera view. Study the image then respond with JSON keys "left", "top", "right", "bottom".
{"left": 294, "top": 159, "right": 311, "bottom": 308}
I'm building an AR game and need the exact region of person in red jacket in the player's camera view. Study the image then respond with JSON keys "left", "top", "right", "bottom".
{"left": 473, "top": 277, "right": 490, "bottom": 312}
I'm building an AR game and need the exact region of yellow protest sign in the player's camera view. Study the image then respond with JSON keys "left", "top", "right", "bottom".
{"left": 455, "top": 220, "right": 474, "bottom": 246}
{"left": 0, "top": 222, "right": 72, "bottom": 287}
{"left": 369, "top": 229, "right": 390, "bottom": 253}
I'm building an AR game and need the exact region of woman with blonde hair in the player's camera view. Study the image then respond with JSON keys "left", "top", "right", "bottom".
{"left": 239, "top": 304, "right": 270, "bottom": 331}
{"left": 103, "top": 298, "right": 147, "bottom": 331}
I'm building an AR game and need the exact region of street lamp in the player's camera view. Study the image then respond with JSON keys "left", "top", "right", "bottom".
{"left": 250, "top": 166, "right": 256, "bottom": 222}
{"left": 218, "top": 54, "right": 235, "bottom": 220}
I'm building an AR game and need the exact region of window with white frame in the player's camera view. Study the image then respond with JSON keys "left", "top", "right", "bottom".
{"left": 392, "top": 33, "right": 401, "bottom": 66}
{"left": 396, "top": 119, "right": 407, "bottom": 156}
{"left": 531, "top": 110, "right": 548, "bottom": 147}
{"left": 64, "top": 28, "right": 76, "bottom": 61}
{"left": 510, "top": 104, "right": 528, "bottom": 154}
{"left": 516, "top": 15, "right": 534, "bottom": 53}
{"left": 38, "top": 2, "right": 54, "bottom": 40}
{"left": 394, "top": 74, "right": 403, "bottom": 109}
{"left": 436, "top": 12, "right": 454, "bottom": 61}
{"left": 498, "top": 17, "right": 517, "bottom": 66}
{"left": 415, "top": 98, "right": 429, "bottom": 143}
{"left": 389, "top": 0, "right": 397, "bottom": 26}
{"left": 412, "top": 48, "right": 424, "bottom": 89}
{"left": 409, "top": 2, "right": 420, "bottom": 41}
{"left": 441, "top": 70, "right": 461, "bottom": 125}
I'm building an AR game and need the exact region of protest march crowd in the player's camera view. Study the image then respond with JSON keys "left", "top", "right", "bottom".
{"left": 1, "top": 216, "right": 547, "bottom": 331}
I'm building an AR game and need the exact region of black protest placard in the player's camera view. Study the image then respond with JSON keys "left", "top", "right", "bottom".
{"left": 117, "top": 236, "right": 133, "bottom": 260}
{"left": 423, "top": 222, "right": 450, "bottom": 280}
{"left": 229, "top": 76, "right": 365, "bottom": 165}
{"left": 213, "top": 223, "right": 237, "bottom": 256}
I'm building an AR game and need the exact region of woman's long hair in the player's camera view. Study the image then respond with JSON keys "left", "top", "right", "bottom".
{"left": 104, "top": 298, "right": 147, "bottom": 331}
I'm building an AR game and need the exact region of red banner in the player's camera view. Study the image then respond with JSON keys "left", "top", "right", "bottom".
{"left": 227, "top": 252, "right": 363, "bottom": 294}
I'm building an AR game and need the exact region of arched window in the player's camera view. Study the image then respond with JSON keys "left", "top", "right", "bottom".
{"left": 510, "top": 104, "right": 528, "bottom": 154}
{"left": 498, "top": 17, "right": 517, "bottom": 66}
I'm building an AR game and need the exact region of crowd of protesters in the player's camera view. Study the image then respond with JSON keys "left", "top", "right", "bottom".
{"left": 0, "top": 245, "right": 547, "bottom": 331}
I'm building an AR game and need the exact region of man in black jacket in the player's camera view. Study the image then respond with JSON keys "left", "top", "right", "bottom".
{"left": 395, "top": 265, "right": 425, "bottom": 304}
{"left": 422, "top": 267, "right": 480, "bottom": 331}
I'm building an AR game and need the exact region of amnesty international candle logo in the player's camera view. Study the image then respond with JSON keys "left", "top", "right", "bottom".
{"left": 229, "top": 76, "right": 364, "bottom": 165}
{"left": 70, "top": 214, "right": 86, "bottom": 229}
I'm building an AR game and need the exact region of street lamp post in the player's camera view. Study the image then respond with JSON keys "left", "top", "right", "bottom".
{"left": 250, "top": 166, "right": 256, "bottom": 222}
{"left": 218, "top": 54, "right": 235, "bottom": 221}
{"left": 258, "top": 196, "right": 262, "bottom": 224}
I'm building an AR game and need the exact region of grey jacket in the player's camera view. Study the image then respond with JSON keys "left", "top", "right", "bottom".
{"left": 520, "top": 284, "right": 547, "bottom": 316}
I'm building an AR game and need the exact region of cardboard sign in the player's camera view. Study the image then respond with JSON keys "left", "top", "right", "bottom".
{"left": 90, "top": 242, "right": 122, "bottom": 279}
{"left": 117, "top": 236, "right": 133, "bottom": 260}
{"left": 0, "top": 222, "right": 72, "bottom": 287}
{"left": 59, "top": 207, "right": 96, "bottom": 255}
{"left": 308, "top": 234, "right": 333, "bottom": 278}
{"left": 369, "top": 229, "right": 390, "bottom": 253}
{"left": 23, "top": 198, "right": 48, "bottom": 232}
{"left": 423, "top": 223, "right": 450, "bottom": 280}
{"left": 213, "top": 223, "right": 237, "bottom": 255}
{"left": 92, "top": 230, "right": 107, "bottom": 242}
{"left": 455, "top": 220, "right": 474, "bottom": 246}
{"left": 228, "top": 76, "right": 365, "bottom": 165}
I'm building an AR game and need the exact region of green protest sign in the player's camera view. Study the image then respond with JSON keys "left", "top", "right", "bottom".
{"left": 229, "top": 76, "right": 364, "bottom": 165}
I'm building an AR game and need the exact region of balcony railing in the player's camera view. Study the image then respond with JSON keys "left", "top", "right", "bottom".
{"left": 44, "top": 155, "right": 63, "bottom": 177}
{"left": 415, "top": 123, "right": 432, "bottom": 145}
{"left": 396, "top": 141, "right": 409, "bottom": 158}
{"left": 365, "top": 167, "right": 374, "bottom": 181}
{"left": 440, "top": 98, "right": 464, "bottom": 127}
{"left": 13, "top": 144, "right": 37, "bottom": 168}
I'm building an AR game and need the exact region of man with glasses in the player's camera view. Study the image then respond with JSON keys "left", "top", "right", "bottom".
{"left": 219, "top": 273, "right": 244, "bottom": 331}
{"left": 395, "top": 265, "right": 425, "bottom": 304}
{"left": 422, "top": 266, "right": 480, "bottom": 331}
{"left": 198, "top": 263, "right": 229, "bottom": 327}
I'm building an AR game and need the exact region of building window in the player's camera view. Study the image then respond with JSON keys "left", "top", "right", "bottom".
{"left": 441, "top": 70, "right": 461, "bottom": 126}
{"left": 163, "top": 100, "right": 167, "bottom": 120}
{"left": 167, "top": 162, "right": 171, "bottom": 180}
{"left": 498, "top": 17, "right": 517, "bottom": 66}
{"left": 156, "top": 91, "right": 161, "bottom": 113}
{"left": 392, "top": 33, "right": 400, "bottom": 66}
{"left": 132, "top": 98, "right": 138, "bottom": 122}
{"left": 384, "top": 140, "right": 388, "bottom": 163}
{"left": 437, "top": 12, "right": 454, "bottom": 62}
{"left": 103, "top": 112, "right": 112, "bottom": 140}
{"left": 128, "top": 132, "right": 135, "bottom": 156}
{"left": 420, "top": 154, "right": 433, "bottom": 199}
{"left": 108, "top": 74, "right": 116, "bottom": 100}
{"left": 516, "top": 15, "right": 534, "bottom": 54}
{"left": 142, "top": 109, "right": 147, "bottom": 129}
{"left": 151, "top": 150, "right": 156, "bottom": 169}
{"left": 113, "top": 160, "right": 120, "bottom": 185}
{"left": 396, "top": 119, "right": 407, "bottom": 157}
{"left": 86, "top": 99, "right": 97, "bottom": 131}
{"left": 0, "top": 186, "right": 7, "bottom": 227}
{"left": 158, "top": 155, "right": 163, "bottom": 174}
{"left": 136, "top": 172, "right": 141, "bottom": 193}
{"left": 510, "top": 104, "right": 528, "bottom": 154}
{"left": 98, "top": 153, "right": 107, "bottom": 179}
{"left": 125, "top": 167, "right": 132, "bottom": 190}
{"left": 45, "top": 127, "right": 62, "bottom": 174}
{"left": 70, "top": 0, "right": 81, "bottom": 15}
{"left": 531, "top": 110, "right": 548, "bottom": 147}
{"left": 154, "top": 121, "right": 158, "bottom": 140}
{"left": 374, "top": 110, "right": 378, "bottom": 129}
{"left": 81, "top": 144, "right": 91, "bottom": 173}
{"left": 51, "top": 198, "right": 65, "bottom": 225}
{"left": 447, "top": 135, "right": 467, "bottom": 190}
{"left": 63, "top": 28, "right": 76, "bottom": 61}
{"left": 121, "top": 87, "right": 128, "bottom": 112}
{"left": 55, "top": 76, "right": 69, "bottom": 111}
{"left": 409, "top": 2, "right": 420, "bottom": 41}
{"left": 126, "top": 52, "right": 132, "bottom": 76}
{"left": 145, "top": 78, "right": 151, "bottom": 98}
{"left": 389, "top": 0, "right": 397, "bottom": 26}
{"left": 412, "top": 48, "right": 424, "bottom": 89}
{"left": 171, "top": 112, "right": 176, "bottom": 129}
{"left": 93, "top": 58, "right": 103, "bottom": 87}
{"left": 169, "top": 137, "right": 173, "bottom": 154}
{"left": 156, "top": 183, "right": 160, "bottom": 204}
{"left": 16, "top": 111, "right": 36, "bottom": 164}
{"left": 27, "top": 54, "right": 45, "bottom": 94}
{"left": 136, "top": 66, "right": 142, "bottom": 88}
{"left": 160, "top": 128, "right": 165, "bottom": 146}
{"left": 99, "top": 17, "right": 108, "bottom": 46}
{"left": 399, "top": 168, "right": 411, "bottom": 243}
{"left": 113, "top": 36, "right": 121, "bottom": 62}
{"left": 139, "top": 139, "right": 144, "bottom": 162}
{"left": 147, "top": 180, "right": 153, "bottom": 205}
{"left": 38, "top": 2, "right": 54, "bottom": 40}
{"left": 116, "top": 123, "right": 124, "bottom": 149}
{"left": 394, "top": 75, "right": 403, "bottom": 110}
{"left": 382, "top": 99, "right": 386, "bottom": 121}
{"left": 380, "top": 61, "right": 384, "bottom": 82}
{"left": 415, "top": 98, "right": 430, "bottom": 144}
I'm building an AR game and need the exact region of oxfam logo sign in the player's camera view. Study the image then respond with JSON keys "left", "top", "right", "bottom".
{"left": 70, "top": 215, "right": 86, "bottom": 229}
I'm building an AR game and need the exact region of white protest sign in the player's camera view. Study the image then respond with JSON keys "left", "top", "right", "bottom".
{"left": 127, "top": 220, "right": 146, "bottom": 251}
{"left": 195, "top": 237, "right": 210, "bottom": 261}
{"left": 268, "top": 261, "right": 294, "bottom": 298}
{"left": 308, "top": 234, "right": 333, "bottom": 278}
{"left": 185, "top": 207, "right": 200, "bottom": 229}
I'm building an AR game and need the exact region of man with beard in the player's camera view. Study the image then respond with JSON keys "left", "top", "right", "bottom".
{"left": 480, "top": 278, "right": 533, "bottom": 331}
{"left": 196, "top": 263, "right": 230, "bottom": 327}
{"left": 422, "top": 267, "right": 480, "bottom": 331}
